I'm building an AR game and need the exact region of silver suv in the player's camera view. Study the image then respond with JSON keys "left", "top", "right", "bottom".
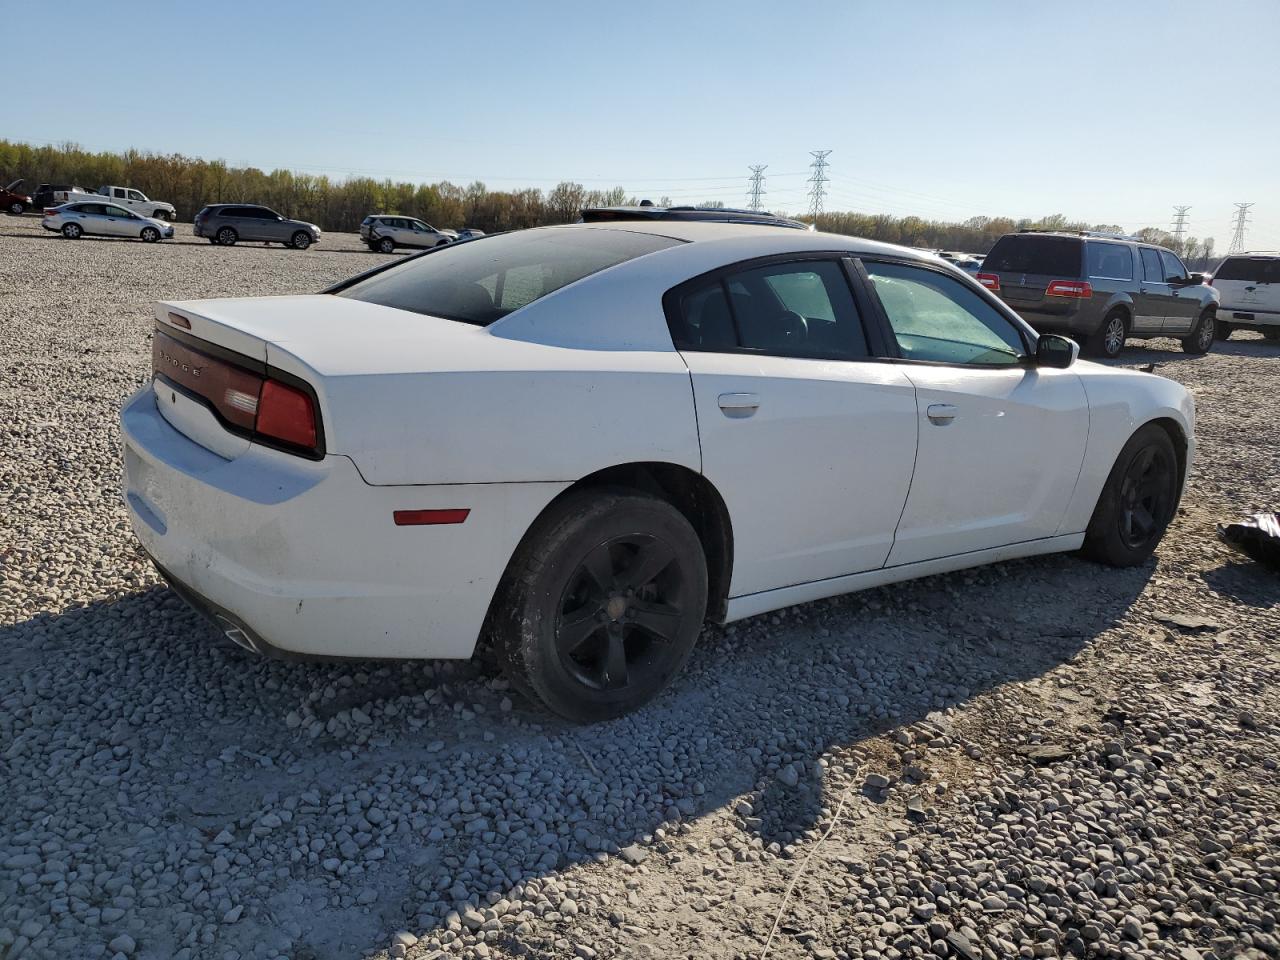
{"left": 194, "top": 204, "right": 322, "bottom": 249}
{"left": 978, "top": 231, "right": 1220, "bottom": 357}
{"left": 360, "top": 215, "right": 456, "bottom": 253}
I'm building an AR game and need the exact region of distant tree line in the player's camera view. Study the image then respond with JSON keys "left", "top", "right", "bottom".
{"left": 0, "top": 139, "right": 1216, "bottom": 267}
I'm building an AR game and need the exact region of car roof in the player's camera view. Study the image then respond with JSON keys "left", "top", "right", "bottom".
{"left": 552, "top": 219, "right": 935, "bottom": 258}
{"left": 1226, "top": 251, "right": 1280, "bottom": 258}
{"left": 581, "top": 205, "right": 811, "bottom": 230}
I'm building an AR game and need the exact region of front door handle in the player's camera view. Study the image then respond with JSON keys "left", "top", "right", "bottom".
{"left": 926, "top": 403, "right": 957, "bottom": 425}
{"left": 717, "top": 393, "right": 760, "bottom": 418}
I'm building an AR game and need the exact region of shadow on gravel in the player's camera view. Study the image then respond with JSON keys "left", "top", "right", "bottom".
{"left": 0, "top": 552, "right": 1153, "bottom": 958}
{"left": 1202, "top": 559, "right": 1279, "bottom": 608}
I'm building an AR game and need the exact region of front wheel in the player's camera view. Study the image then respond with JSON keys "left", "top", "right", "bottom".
{"left": 1181, "top": 309, "right": 1215, "bottom": 354}
{"left": 435, "top": 238, "right": 450, "bottom": 247}
{"left": 1264, "top": 330, "right": 1280, "bottom": 342}
{"left": 377, "top": 236, "right": 395, "bottom": 254}
{"left": 61, "top": 222, "right": 82, "bottom": 239}
{"left": 491, "top": 490, "right": 708, "bottom": 722}
{"left": 8, "top": 201, "right": 24, "bottom": 215}
{"left": 1082, "top": 424, "right": 1179, "bottom": 567}
{"left": 1087, "top": 311, "right": 1128, "bottom": 358}
{"left": 153, "top": 210, "right": 171, "bottom": 221}
{"left": 140, "top": 226, "right": 160, "bottom": 243}
{"left": 291, "top": 231, "right": 311, "bottom": 250}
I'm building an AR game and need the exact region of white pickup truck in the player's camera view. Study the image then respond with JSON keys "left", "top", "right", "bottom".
{"left": 64, "top": 185, "right": 177, "bottom": 221}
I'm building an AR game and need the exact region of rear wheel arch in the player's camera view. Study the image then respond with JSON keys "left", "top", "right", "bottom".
{"left": 500, "top": 462, "right": 734, "bottom": 625}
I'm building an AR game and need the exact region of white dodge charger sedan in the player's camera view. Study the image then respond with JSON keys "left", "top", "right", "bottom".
{"left": 121, "top": 222, "right": 1194, "bottom": 721}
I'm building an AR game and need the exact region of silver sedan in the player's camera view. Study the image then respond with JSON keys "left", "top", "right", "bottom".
{"left": 42, "top": 202, "right": 175, "bottom": 242}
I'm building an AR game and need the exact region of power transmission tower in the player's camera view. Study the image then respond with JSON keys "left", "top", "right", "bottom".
{"left": 746, "top": 164, "right": 767, "bottom": 212}
{"left": 1228, "top": 202, "right": 1253, "bottom": 254}
{"left": 1171, "top": 205, "right": 1191, "bottom": 249}
{"left": 807, "top": 150, "right": 831, "bottom": 220}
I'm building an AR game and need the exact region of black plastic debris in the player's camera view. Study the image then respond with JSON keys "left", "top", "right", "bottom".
{"left": 1218, "top": 513, "right": 1280, "bottom": 571}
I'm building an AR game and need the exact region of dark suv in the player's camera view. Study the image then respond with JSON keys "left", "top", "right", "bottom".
{"left": 580, "top": 205, "right": 812, "bottom": 230}
{"left": 977, "top": 231, "right": 1220, "bottom": 357}
{"left": 193, "top": 204, "right": 322, "bottom": 249}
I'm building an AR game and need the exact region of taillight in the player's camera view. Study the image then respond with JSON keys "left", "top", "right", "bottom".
{"left": 976, "top": 272, "right": 1000, "bottom": 291}
{"left": 256, "top": 379, "right": 318, "bottom": 451}
{"left": 43, "top": 207, "right": 57, "bottom": 216}
{"left": 1045, "top": 280, "right": 1093, "bottom": 298}
{"left": 153, "top": 327, "right": 322, "bottom": 457}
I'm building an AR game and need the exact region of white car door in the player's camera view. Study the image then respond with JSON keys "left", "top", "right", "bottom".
{"left": 858, "top": 259, "right": 1090, "bottom": 566}
{"left": 670, "top": 256, "right": 919, "bottom": 597}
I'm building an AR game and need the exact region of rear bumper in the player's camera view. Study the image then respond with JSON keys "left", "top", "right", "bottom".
{"left": 1220, "top": 307, "right": 1280, "bottom": 327}
{"left": 1007, "top": 304, "right": 1095, "bottom": 337}
{"left": 120, "top": 386, "right": 566, "bottom": 659}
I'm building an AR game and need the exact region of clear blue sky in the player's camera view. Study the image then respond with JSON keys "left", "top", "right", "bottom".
{"left": 4, "top": 0, "right": 1277, "bottom": 247}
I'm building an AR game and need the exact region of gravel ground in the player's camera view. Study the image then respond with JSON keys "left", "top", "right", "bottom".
{"left": 1, "top": 213, "right": 1277, "bottom": 960}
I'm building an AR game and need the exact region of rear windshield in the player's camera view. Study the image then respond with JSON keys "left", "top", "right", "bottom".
{"left": 983, "top": 235, "right": 1083, "bottom": 277}
{"left": 1214, "top": 257, "right": 1280, "bottom": 283}
{"left": 336, "top": 228, "right": 682, "bottom": 325}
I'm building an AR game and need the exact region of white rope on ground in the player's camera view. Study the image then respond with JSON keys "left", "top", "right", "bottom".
{"left": 759, "top": 764, "right": 863, "bottom": 960}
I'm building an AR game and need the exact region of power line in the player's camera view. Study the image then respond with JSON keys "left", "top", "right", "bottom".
{"left": 1171, "top": 205, "right": 1191, "bottom": 248}
{"left": 807, "top": 150, "right": 831, "bottom": 219}
{"left": 746, "top": 164, "right": 767, "bottom": 212}
{"left": 1228, "top": 203, "right": 1254, "bottom": 254}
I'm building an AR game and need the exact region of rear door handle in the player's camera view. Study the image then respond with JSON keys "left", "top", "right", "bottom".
{"left": 926, "top": 403, "right": 957, "bottom": 424}
{"left": 717, "top": 393, "right": 760, "bottom": 417}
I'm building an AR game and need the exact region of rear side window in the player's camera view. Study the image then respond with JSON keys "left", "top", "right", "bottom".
{"left": 983, "top": 235, "right": 1082, "bottom": 277}
{"left": 1214, "top": 257, "right": 1280, "bottom": 283}
{"left": 1140, "top": 248, "right": 1164, "bottom": 282}
{"left": 1086, "top": 242, "right": 1133, "bottom": 280}
{"left": 669, "top": 260, "right": 868, "bottom": 360}
{"left": 337, "top": 228, "right": 681, "bottom": 326}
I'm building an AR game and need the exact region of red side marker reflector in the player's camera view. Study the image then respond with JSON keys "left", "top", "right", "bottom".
{"left": 167, "top": 311, "right": 191, "bottom": 329}
{"left": 394, "top": 509, "right": 470, "bottom": 526}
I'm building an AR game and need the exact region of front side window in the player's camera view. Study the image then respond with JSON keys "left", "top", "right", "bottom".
{"left": 1140, "top": 248, "right": 1164, "bottom": 282}
{"left": 128, "top": 190, "right": 145, "bottom": 202}
{"left": 1086, "top": 242, "right": 1134, "bottom": 280}
{"left": 338, "top": 227, "right": 680, "bottom": 326}
{"left": 1159, "top": 250, "right": 1188, "bottom": 281}
{"left": 864, "top": 261, "right": 1026, "bottom": 366}
{"left": 669, "top": 259, "right": 868, "bottom": 360}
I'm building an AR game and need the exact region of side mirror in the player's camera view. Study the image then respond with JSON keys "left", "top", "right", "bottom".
{"left": 1036, "top": 334, "right": 1078, "bottom": 369}
{"left": 1187, "top": 272, "right": 1206, "bottom": 284}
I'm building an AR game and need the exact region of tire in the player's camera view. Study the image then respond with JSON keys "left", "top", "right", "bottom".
{"left": 491, "top": 489, "right": 708, "bottom": 722}
{"left": 208, "top": 238, "right": 218, "bottom": 244}
{"left": 1264, "top": 331, "right": 1280, "bottom": 342}
{"left": 8, "top": 201, "right": 23, "bottom": 215}
{"left": 140, "top": 226, "right": 160, "bottom": 243}
{"left": 1181, "top": 309, "right": 1215, "bottom": 354}
{"left": 1082, "top": 424, "right": 1179, "bottom": 567}
{"left": 291, "top": 231, "right": 311, "bottom": 250}
{"left": 1216, "top": 321, "right": 1233, "bottom": 341}
{"left": 377, "top": 236, "right": 395, "bottom": 254}
{"left": 1087, "top": 310, "right": 1128, "bottom": 358}
{"left": 61, "top": 222, "right": 82, "bottom": 239}
{"left": 216, "top": 227, "right": 237, "bottom": 246}
{"left": 435, "top": 238, "right": 449, "bottom": 247}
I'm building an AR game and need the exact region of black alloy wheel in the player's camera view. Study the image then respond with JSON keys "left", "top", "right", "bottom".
{"left": 1083, "top": 423, "right": 1178, "bottom": 566}
{"left": 492, "top": 490, "right": 707, "bottom": 722}
{"left": 555, "top": 534, "right": 688, "bottom": 693}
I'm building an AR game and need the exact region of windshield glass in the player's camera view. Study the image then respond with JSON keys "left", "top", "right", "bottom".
{"left": 1214, "top": 257, "right": 1280, "bottom": 283}
{"left": 336, "top": 228, "right": 682, "bottom": 325}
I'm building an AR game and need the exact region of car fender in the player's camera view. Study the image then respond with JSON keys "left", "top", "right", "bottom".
{"left": 1055, "top": 362, "right": 1195, "bottom": 535}
{"left": 266, "top": 336, "right": 702, "bottom": 487}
